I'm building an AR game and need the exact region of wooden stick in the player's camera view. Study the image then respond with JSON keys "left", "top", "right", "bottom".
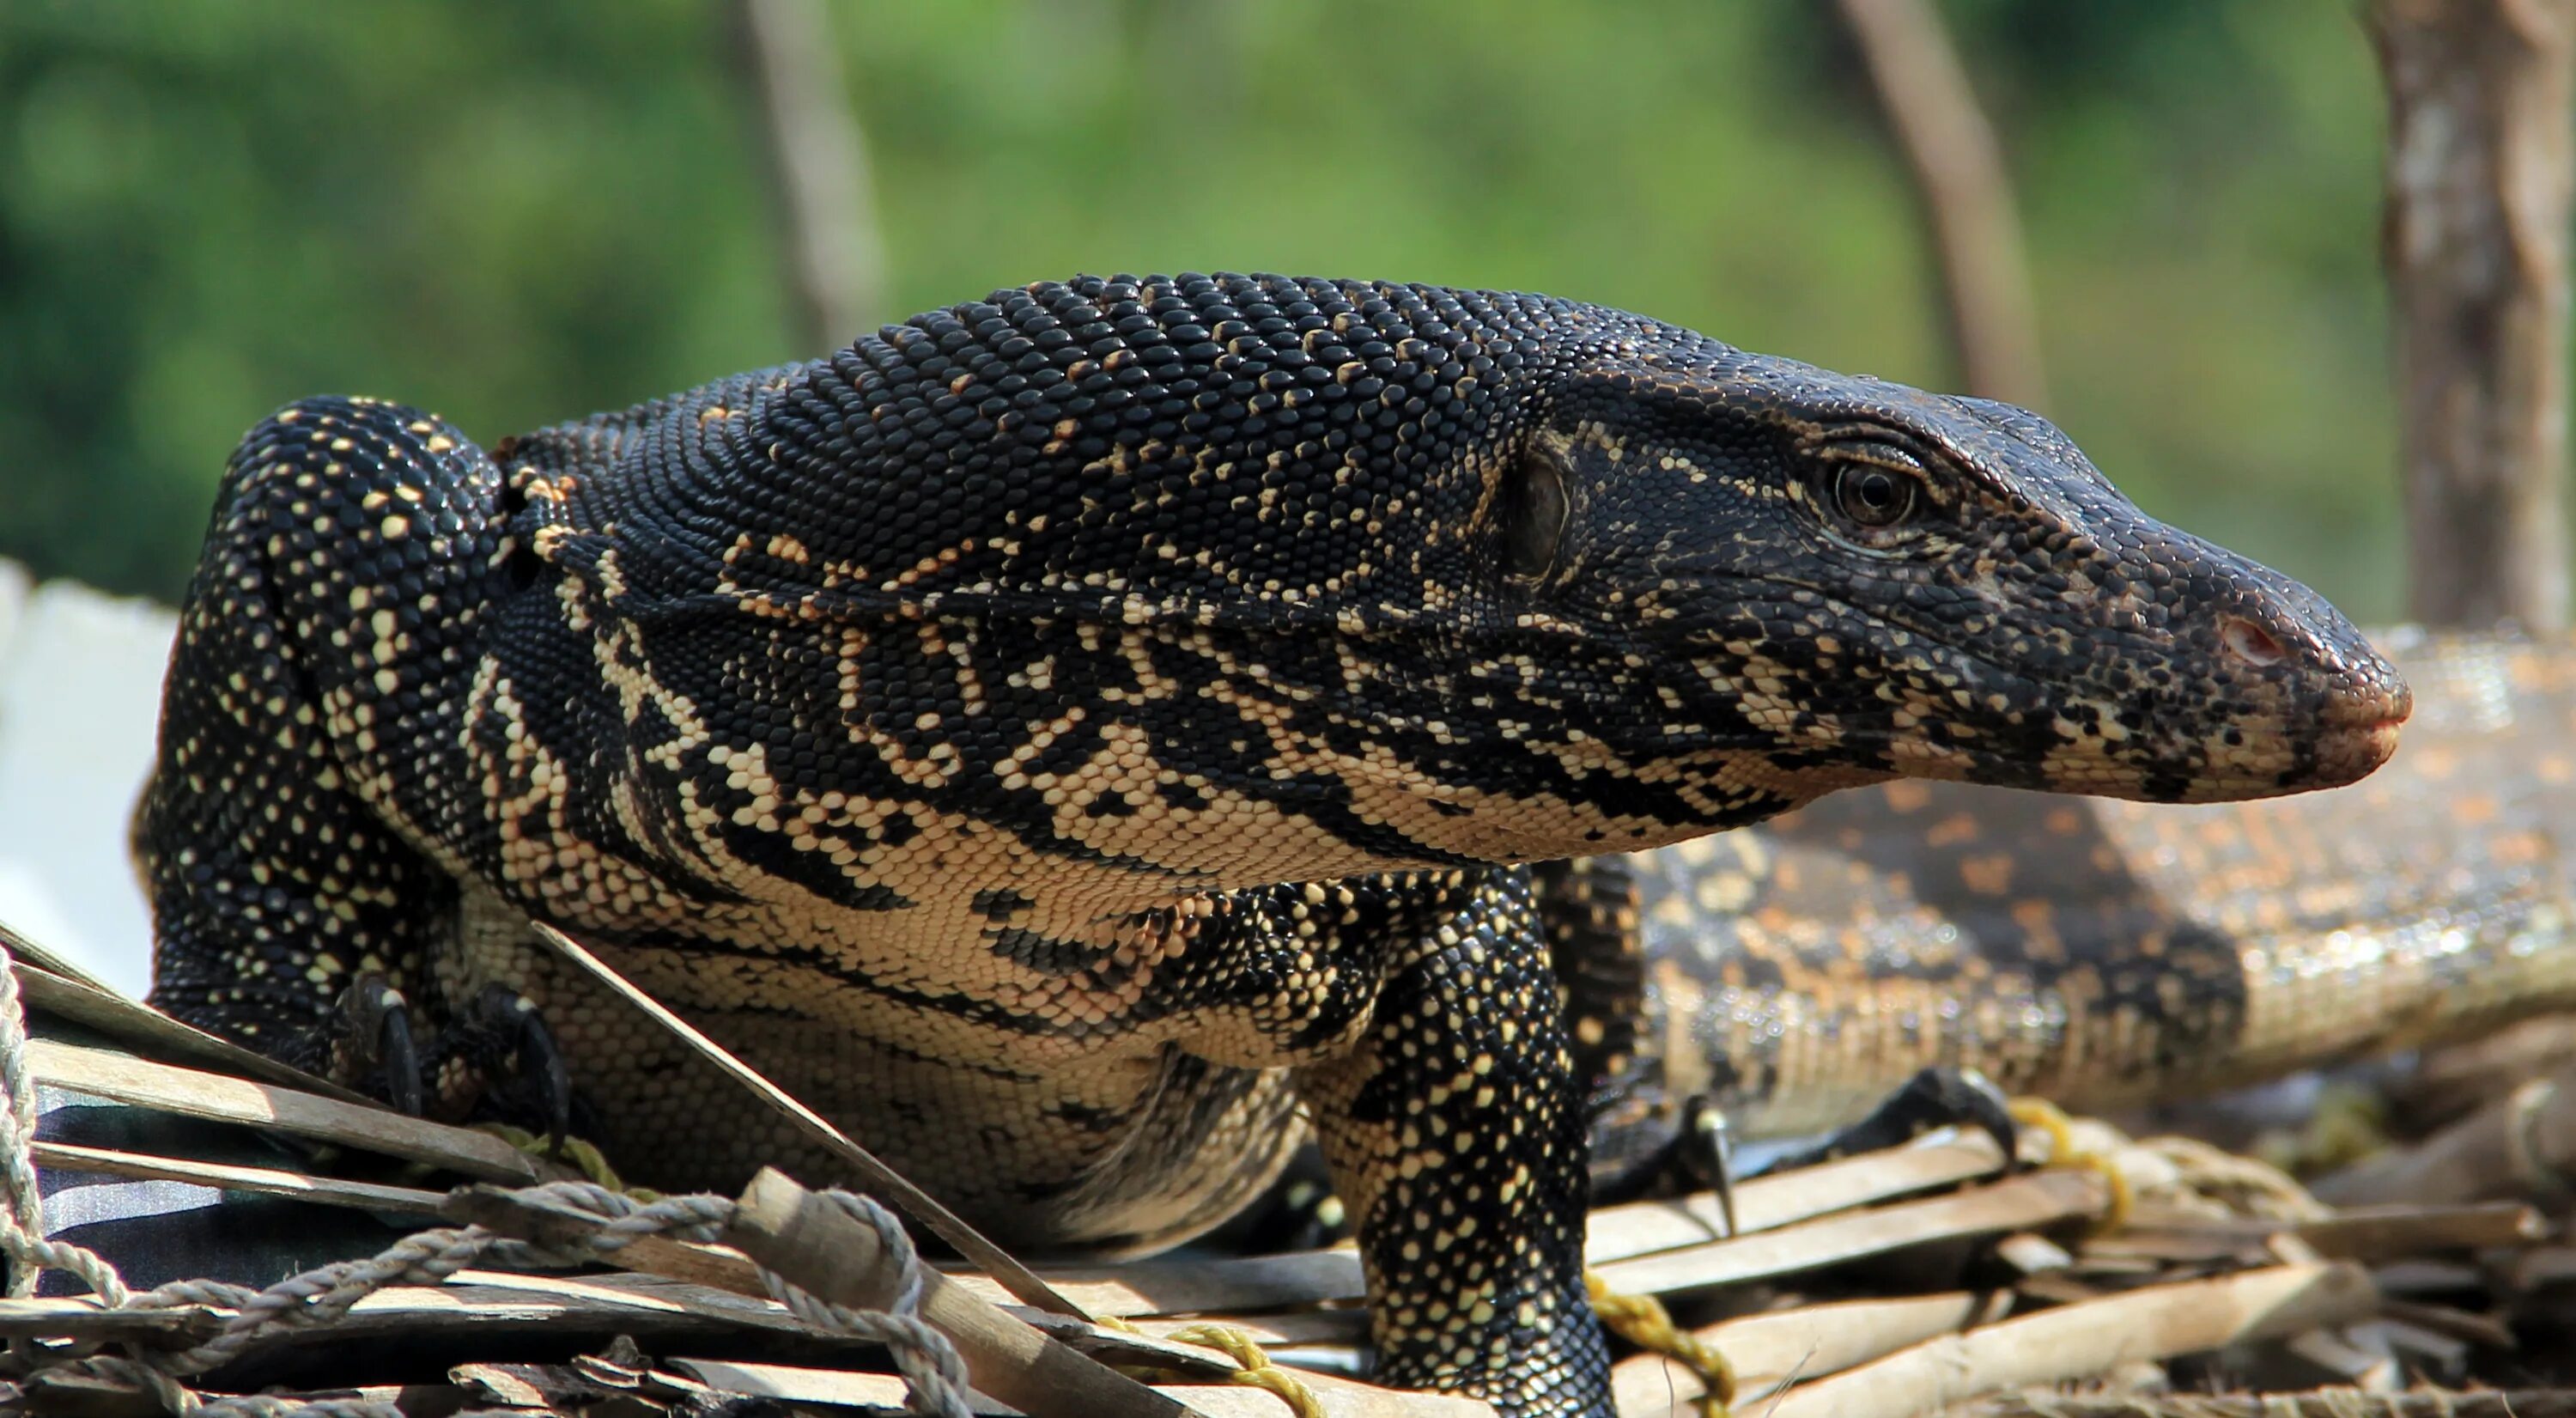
{"left": 1584, "top": 1131, "right": 2009, "bottom": 1264}
{"left": 528, "top": 922, "right": 1084, "bottom": 1319}
{"left": 723, "top": 0, "right": 886, "bottom": 350}
{"left": 0, "top": 1296, "right": 222, "bottom": 1346}
{"left": 670, "top": 1356, "right": 1498, "bottom": 1418}
{"left": 2373, "top": 0, "right": 2576, "bottom": 630}
{"left": 1611, "top": 1291, "right": 1997, "bottom": 1417}
{"left": 1758, "top": 1262, "right": 2378, "bottom": 1418}
{"left": 1589, "top": 1168, "right": 2108, "bottom": 1296}
{"left": 722, "top": 1167, "right": 1200, "bottom": 1418}
{"left": 33, "top": 1140, "right": 447, "bottom": 1216}
{"left": 1954, "top": 1393, "right": 2576, "bottom": 1418}
{"left": 2315, "top": 1060, "right": 2576, "bottom": 1209}
{"left": 23, "top": 1039, "right": 540, "bottom": 1182}
{"left": 6, "top": 953, "right": 373, "bottom": 1106}
{"left": 1831, "top": 0, "right": 2048, "bottom": 407}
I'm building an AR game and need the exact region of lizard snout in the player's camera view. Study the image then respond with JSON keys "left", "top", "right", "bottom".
{"left": 2306, "top": 643, "right": 2412, "bottom": 788}
{"left": 2197, "top": 570, "right": 2413, "bottom": 794}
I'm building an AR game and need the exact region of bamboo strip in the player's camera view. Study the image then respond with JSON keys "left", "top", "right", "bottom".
{"left": 1583, "top": 1131, "right": 2010, "bottom": 1265}
{"left": 985, "top": 1156, "right": 2091, "bottom": 1326}
{"left": 443, "top": 1181, "right": 767, "bottom": 1296}
{"left": 1610, "top": 1290, "right": 1998, "bottom": 1417}
{"left": 1759, "top": 1262, "right": 2377, "bottom": 1418}
{"left": 9, "top": 954, "right": 371, "bottom": 1105}
{"left": 722, "top": 1166, "right": 1192, "bottom": 1418}
{"left": 23, "top": 1039, "right": 540, "bottom": 1182}
{"left": 670, "top": 1356, "right": 1498, "bottom": 1418}
{"left": 2090, "top": 1202, "right": 2545, "bottom": 1263}
{"left": 0, "top": 1296, "right": 222, "bottom": 1345}
{"left": 1591, "top": 1168, "right": 2108, "bottom": 1295}
{"left": 1953, "top": 1393, "right": 2576, "bottom": 1418}
{"left": 33, "top": 1140, "right": 448, "bottom": 1216}
{"left": 2317, "top": 1062, "right": 2576, "bottom": 1209}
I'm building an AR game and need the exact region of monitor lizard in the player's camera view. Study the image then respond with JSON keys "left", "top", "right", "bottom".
{"left": 134, "top": 272, "right": 2408, "bottom": 1417}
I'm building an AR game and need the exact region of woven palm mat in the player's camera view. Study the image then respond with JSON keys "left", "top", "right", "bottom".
{"left": 3, "top": 917, "right": 2573, "bottom": 1418}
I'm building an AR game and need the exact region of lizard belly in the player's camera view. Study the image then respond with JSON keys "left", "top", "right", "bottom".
{"left": 448, "top": 885, "right": 1303, "bottom": 1253}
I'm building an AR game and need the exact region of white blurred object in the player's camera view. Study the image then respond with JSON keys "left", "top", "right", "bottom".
{"left": 0, "top": 561, "right": 175, "bottom": 998}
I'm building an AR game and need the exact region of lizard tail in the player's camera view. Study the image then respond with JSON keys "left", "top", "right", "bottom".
{"left": 1605, "top": 630, "right": 2576, "bottom": 1143}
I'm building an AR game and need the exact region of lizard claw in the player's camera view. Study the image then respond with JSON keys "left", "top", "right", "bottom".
{"left": 1951, "top": 1068, "right": 2023, "bottom": 1172}
{"left": 333, "top": 973, "right": 423, "bottom": 1117}
{"left": 464, "top": 983, "right": 573, "bottom": 1153}
{"left": 1760, "top": 1065, "right": 2019, "bottom": 1174}
{"left": 1673, "top": 1095, "right": 1740, "bottom": 1236}
{"left": 1583, "top": 1091, "right": 1743, "bottom": 1222}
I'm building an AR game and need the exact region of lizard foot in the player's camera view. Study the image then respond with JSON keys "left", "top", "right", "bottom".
{"left": 1757, "top": 1066, "right": 2019, "bottom": 1175}
{"left": 428, "top": 984, "right": 574, "bottom": 1151}
{"left": 1587, "top": 1094, "right": 1741, "bottom": 1237}
{"left": 312, "top": 977, "right": 574, "bottom": 1147}
{"left": 1210, "top": 1147, "right": 1353, "bottom": 1253}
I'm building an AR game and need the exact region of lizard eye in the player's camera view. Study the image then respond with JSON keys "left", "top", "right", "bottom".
{"left": 1831, "top": 465, "right": 1919, "bottom": 529}
{"left": 1504, "top": 447, "right": 1569, "bottom": 580}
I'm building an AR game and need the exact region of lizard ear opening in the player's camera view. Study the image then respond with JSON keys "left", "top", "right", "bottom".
{"left": 1503, "top": 443, "right": 1570, "bottom": 581}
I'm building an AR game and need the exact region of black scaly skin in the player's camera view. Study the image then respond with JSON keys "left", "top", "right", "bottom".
{"left": 138, "top": 273, "right": 2408, "bottom": 1417}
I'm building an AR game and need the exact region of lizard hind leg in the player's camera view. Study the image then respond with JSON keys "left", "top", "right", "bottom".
{"left": 137, "top": 396, "right": 550, "bottom": 1129}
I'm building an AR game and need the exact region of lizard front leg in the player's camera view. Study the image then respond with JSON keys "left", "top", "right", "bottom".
{"left": 1295, "top": 867, "right": 1611, "bottom": 1418}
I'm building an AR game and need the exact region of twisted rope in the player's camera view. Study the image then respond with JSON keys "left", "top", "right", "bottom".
{"left": 2009, "top": 1096, "right": 2136, "bottom": 1237}
{"left": 0, "top": 942, "right": 969, "bottom": 1418}
{"left": 1163, "top": 1323, "right": 1328, "bottom": 1418}
{"left": 1587, "top": 1268, "right": 1734, "bottom": 1417}
{"left": 0, "top": 958, "right": 52, "bottom": 1300}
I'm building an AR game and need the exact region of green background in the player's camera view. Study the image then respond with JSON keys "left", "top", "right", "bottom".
{"left": 0, "top": 3, "right": 2403, "bottom": 618}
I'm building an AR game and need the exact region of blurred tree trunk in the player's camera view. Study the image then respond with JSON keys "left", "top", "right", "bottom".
{"left": 727, "top": 0, "right": 887, "bottom": 351}
{"left": 2372, "top": 0, "right": 2575, "bottom": 632}
{"left": 1831, "top": 0, "right": 2048, "bottom": 411}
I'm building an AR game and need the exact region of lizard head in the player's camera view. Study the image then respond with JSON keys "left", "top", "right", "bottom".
{"left": 687, "top": 275, "right": 2407, "bottom": 880}
{"left": 1484, "top": 333, "right": 2410, "bottom": 827}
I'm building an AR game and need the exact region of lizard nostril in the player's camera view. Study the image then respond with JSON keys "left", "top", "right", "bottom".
{"left": 2221, "top": 617, "right": 2287, "bottom": 667}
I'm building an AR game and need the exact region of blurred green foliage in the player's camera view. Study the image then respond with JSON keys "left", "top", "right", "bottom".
{"left": 0, "top": 2, "right": 2402, "bottom": 616}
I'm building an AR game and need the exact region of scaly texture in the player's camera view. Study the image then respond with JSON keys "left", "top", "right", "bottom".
{"left": 137, "top": 273, "right": 2404, "bottom": 1417}
{"left": 1585, "top": 629, "right": 2576, "bottom": 1178}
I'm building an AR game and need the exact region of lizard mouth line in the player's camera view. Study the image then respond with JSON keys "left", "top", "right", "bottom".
{"left": 1689, "top": 573, "right": 2406, "bottom": 735}
{"left": 2314, "top": 717, "right": 2405, "bottom": 786}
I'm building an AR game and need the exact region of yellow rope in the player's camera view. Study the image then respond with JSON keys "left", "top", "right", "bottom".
{"left": 1586, "top": 1269, "right": 1733, "bottom": 1417}
{"left": 2008, "top": 1097, "right": 2131, "bottom": 1237}
{"left": 476, "top": 1123, "right": 660, "bottom": 1200}
{"left": 1163, "top": 1322, "right": 1327, "bottom": 1418}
